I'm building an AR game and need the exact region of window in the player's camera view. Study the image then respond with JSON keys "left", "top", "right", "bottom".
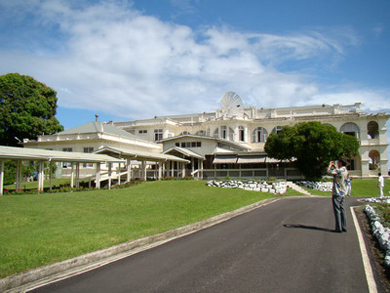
{"left": 239, "top": 126, "right": 245, "bottom": 142}
{"left": 175, "top": 142, "right": 180, "bottom": 147}
{"left": 196, "top": 130, "right": 206, "bottom": 136}
{"left": 340, "top": 123, "right": 360, "bottom": 139}
{"left": 180, "top": 131, "right": 190, "bottom": 135}
{"left": 252, "top": 127, "right": 268, "bottom": 143}
{"left": 154, "top": 129, "right": 163, "bottom": 141}
{"left": 62, "top": 148, "right": 72, "bottom": 168}
{"left": 179, "top": 141, "right": 202, "bottom": 148}
{"left": 221, "top": 126, "right": 227, "bottom": 139}
{"left": 83, "top": 147, "right": 94, "bottom": 168}
{"left": 214, "top": 126, "right": 235, "bottom": 141}
{"left": 138, "top": 130, "right": 147, "bottom": 134}
{"left": 367, "top": 121, "right": 379, "bottom": 139}
{"left": 272, "top": 126, "right": 282, "bottom": 134}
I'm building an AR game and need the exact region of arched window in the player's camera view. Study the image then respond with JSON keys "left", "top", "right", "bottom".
{"left": 196, "top": 130, "right": 206, "bottom": 136}
{"left": 368, "top": 150, "right": 380, "bottom": 170}
{"left": 238, "top": 126, "right": 245, "bottom": 142}
{"left": 252, "top": 127, "right": 268, "bottom": 143}
{"left": 214, "top": 126, "right": 235, "bottom": 141}
{"left": 272, "top": 126, "right": 282, "bottom": 134}
{"left": 367, "top": 121, "right": 379, "bottom": 139}
{"left": 180, "top": 131, "right": 190, "bottom": 136}
{"left": 340, "top": 122, "right": 360, "bottom": 139}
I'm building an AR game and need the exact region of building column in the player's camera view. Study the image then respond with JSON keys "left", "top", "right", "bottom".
{"left": 182, "top": 162, "right": 185, "bottom": 178}
{"left": 117, "top": 162, "right": 121, "bottom": 185}
{"left": 171, "top": 161, "right": 174, "bottom": 177}
{"left": 0, "top": 161, "right": 4, "bottom": 196}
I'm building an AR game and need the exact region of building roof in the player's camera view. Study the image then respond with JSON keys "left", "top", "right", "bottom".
{"left": 94, "top": 146, "right": 190, "bottom": 163}
{"left": 0, "top": 145, "right": 123, "bottom": 163}
{"left": 58, "top": 121, "right": 139, "bottom": 140}
{"left": 163, "top": 147, "right": 205, "bottom": 160}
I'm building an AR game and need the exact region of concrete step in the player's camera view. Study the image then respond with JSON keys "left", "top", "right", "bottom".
{"left": 286, "top": 182, "right": 312, "bottom": 196}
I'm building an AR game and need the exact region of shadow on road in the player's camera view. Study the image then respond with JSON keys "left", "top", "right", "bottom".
{"left": 283, "top": 224, "right": 335, "bottom": 233}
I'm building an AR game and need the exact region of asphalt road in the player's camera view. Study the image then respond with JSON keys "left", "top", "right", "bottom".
{"left": 32, "top": 197, "right": 369, "bottom": 293}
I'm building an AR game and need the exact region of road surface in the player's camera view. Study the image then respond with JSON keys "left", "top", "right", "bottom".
{"left": 32, "top": 197, "right": 369, "bottom": 293}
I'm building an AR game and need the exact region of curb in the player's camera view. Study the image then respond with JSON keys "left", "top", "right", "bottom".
{"left": 1, "top": 197, "right": 280, "bottom": 292}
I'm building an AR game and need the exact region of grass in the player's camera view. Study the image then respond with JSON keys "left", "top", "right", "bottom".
{"left": 302, "top": 179, "right": 390, "bottom": 197}
{"left": 0, "top": 180, "right": 275, "bottom": 278}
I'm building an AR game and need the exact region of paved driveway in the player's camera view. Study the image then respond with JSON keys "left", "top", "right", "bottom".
{"left": 32, "top": 197, "right": 369, "bottom": 293}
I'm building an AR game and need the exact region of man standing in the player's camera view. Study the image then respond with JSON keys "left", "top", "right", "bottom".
{"left": 378, "top": 173, "right": 384, "bottom": 198}
{"left": 328, "top": 160, "right": 349, "bottom": 233}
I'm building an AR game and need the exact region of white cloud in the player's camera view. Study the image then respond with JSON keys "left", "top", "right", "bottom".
{"left": 0, "top": 0, "right": 388, "bottom": 122}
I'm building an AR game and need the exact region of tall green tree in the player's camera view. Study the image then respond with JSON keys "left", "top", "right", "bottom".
{"left": 265, "top": 121, "right": 359, "bottom": 179}
{"left": 0, "top": 73, "right": 63, "bottom": 146}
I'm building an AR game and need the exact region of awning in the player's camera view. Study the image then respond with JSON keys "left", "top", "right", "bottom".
{"left": 213, "top": 156, "right": 238, "bottom": 164}
{"left": 0, "top": 145, "right": 123, "bottom": 163}
{"left": 237, "top": 156, "right": 266, "bottom": 164}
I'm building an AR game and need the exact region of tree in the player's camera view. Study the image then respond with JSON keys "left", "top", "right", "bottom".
{"left": 264, "top": 121, "right": 359, "bottom": 180}
{"left": 0, "top": 73, "right": 63, "bottom": 146}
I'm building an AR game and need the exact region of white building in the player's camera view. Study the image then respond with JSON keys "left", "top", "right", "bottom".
{"left": 113, "top": 92, "right": 389, "bottom": 179}
{"left": 23, "top": 121, "right": 190, "bottom": 182}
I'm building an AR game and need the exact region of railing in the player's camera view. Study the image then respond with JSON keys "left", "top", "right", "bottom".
{"left": 202, "top": 168, "right": 303, "bottom": 180}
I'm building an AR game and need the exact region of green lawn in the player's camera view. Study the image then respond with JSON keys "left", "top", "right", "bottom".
{"left": 0, "top": 180, "right": 275, "bottom": 278}
{"left": 302, "top": 179, "right": 390, "bottom": 197}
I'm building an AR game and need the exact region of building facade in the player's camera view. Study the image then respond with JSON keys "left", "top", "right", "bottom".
{"left": 113, "top": 92, "right": 389, "bottom": 179}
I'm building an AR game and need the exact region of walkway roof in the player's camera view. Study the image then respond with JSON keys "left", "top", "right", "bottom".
{"left": 0, "top": 146, "right": 123, "bottom": 163}
{"left": 163, "top": 147, "right": 205, "bottom": 160}
{"left": 94, "top": 146, "right": 190, "bottom": 163}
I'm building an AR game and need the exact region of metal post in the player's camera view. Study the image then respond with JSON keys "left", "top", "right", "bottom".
{"left": 75, "top": 163, "right": 80, "bottom": 188}
{"left": 38, "top": 161, "right": 44, "bottom": 192}
{"left": 70, "top": 163, "right": 75, "bottom": 188}
{"left": 127, "top": 159, "right": 132, "bottom": 182}
{"left": 108, "top": 163, "right": 112, "bottom": 190}
{"left": 158, "top": 162, "right": 162, "bottom": 180}
{"left": 118, "top": 162, "right": 121, "bottom": 185}
{"left": 95, "top": 163, "right": 101, "bottom": 189}
{"left": 0, "top": 161, "right": 4, "bottom": 196}
{"left": 49, "top": 162, "right": 53, "bottom": 192}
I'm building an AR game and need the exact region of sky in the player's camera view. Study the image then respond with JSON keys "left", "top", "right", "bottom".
{"left": 0, "top": 0, "right": 389, "bottom": 131}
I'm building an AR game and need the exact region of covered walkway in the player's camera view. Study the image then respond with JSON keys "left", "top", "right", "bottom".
{"left": 94, "top": 146, "right": 190, "bottom": 181}
{"left": 0, "top": 146, "right": 123, "bottom": 195}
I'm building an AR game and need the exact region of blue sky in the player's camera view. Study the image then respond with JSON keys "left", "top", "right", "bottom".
{"left": 0, "top": 0, "right": 389, "bottom": 130}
